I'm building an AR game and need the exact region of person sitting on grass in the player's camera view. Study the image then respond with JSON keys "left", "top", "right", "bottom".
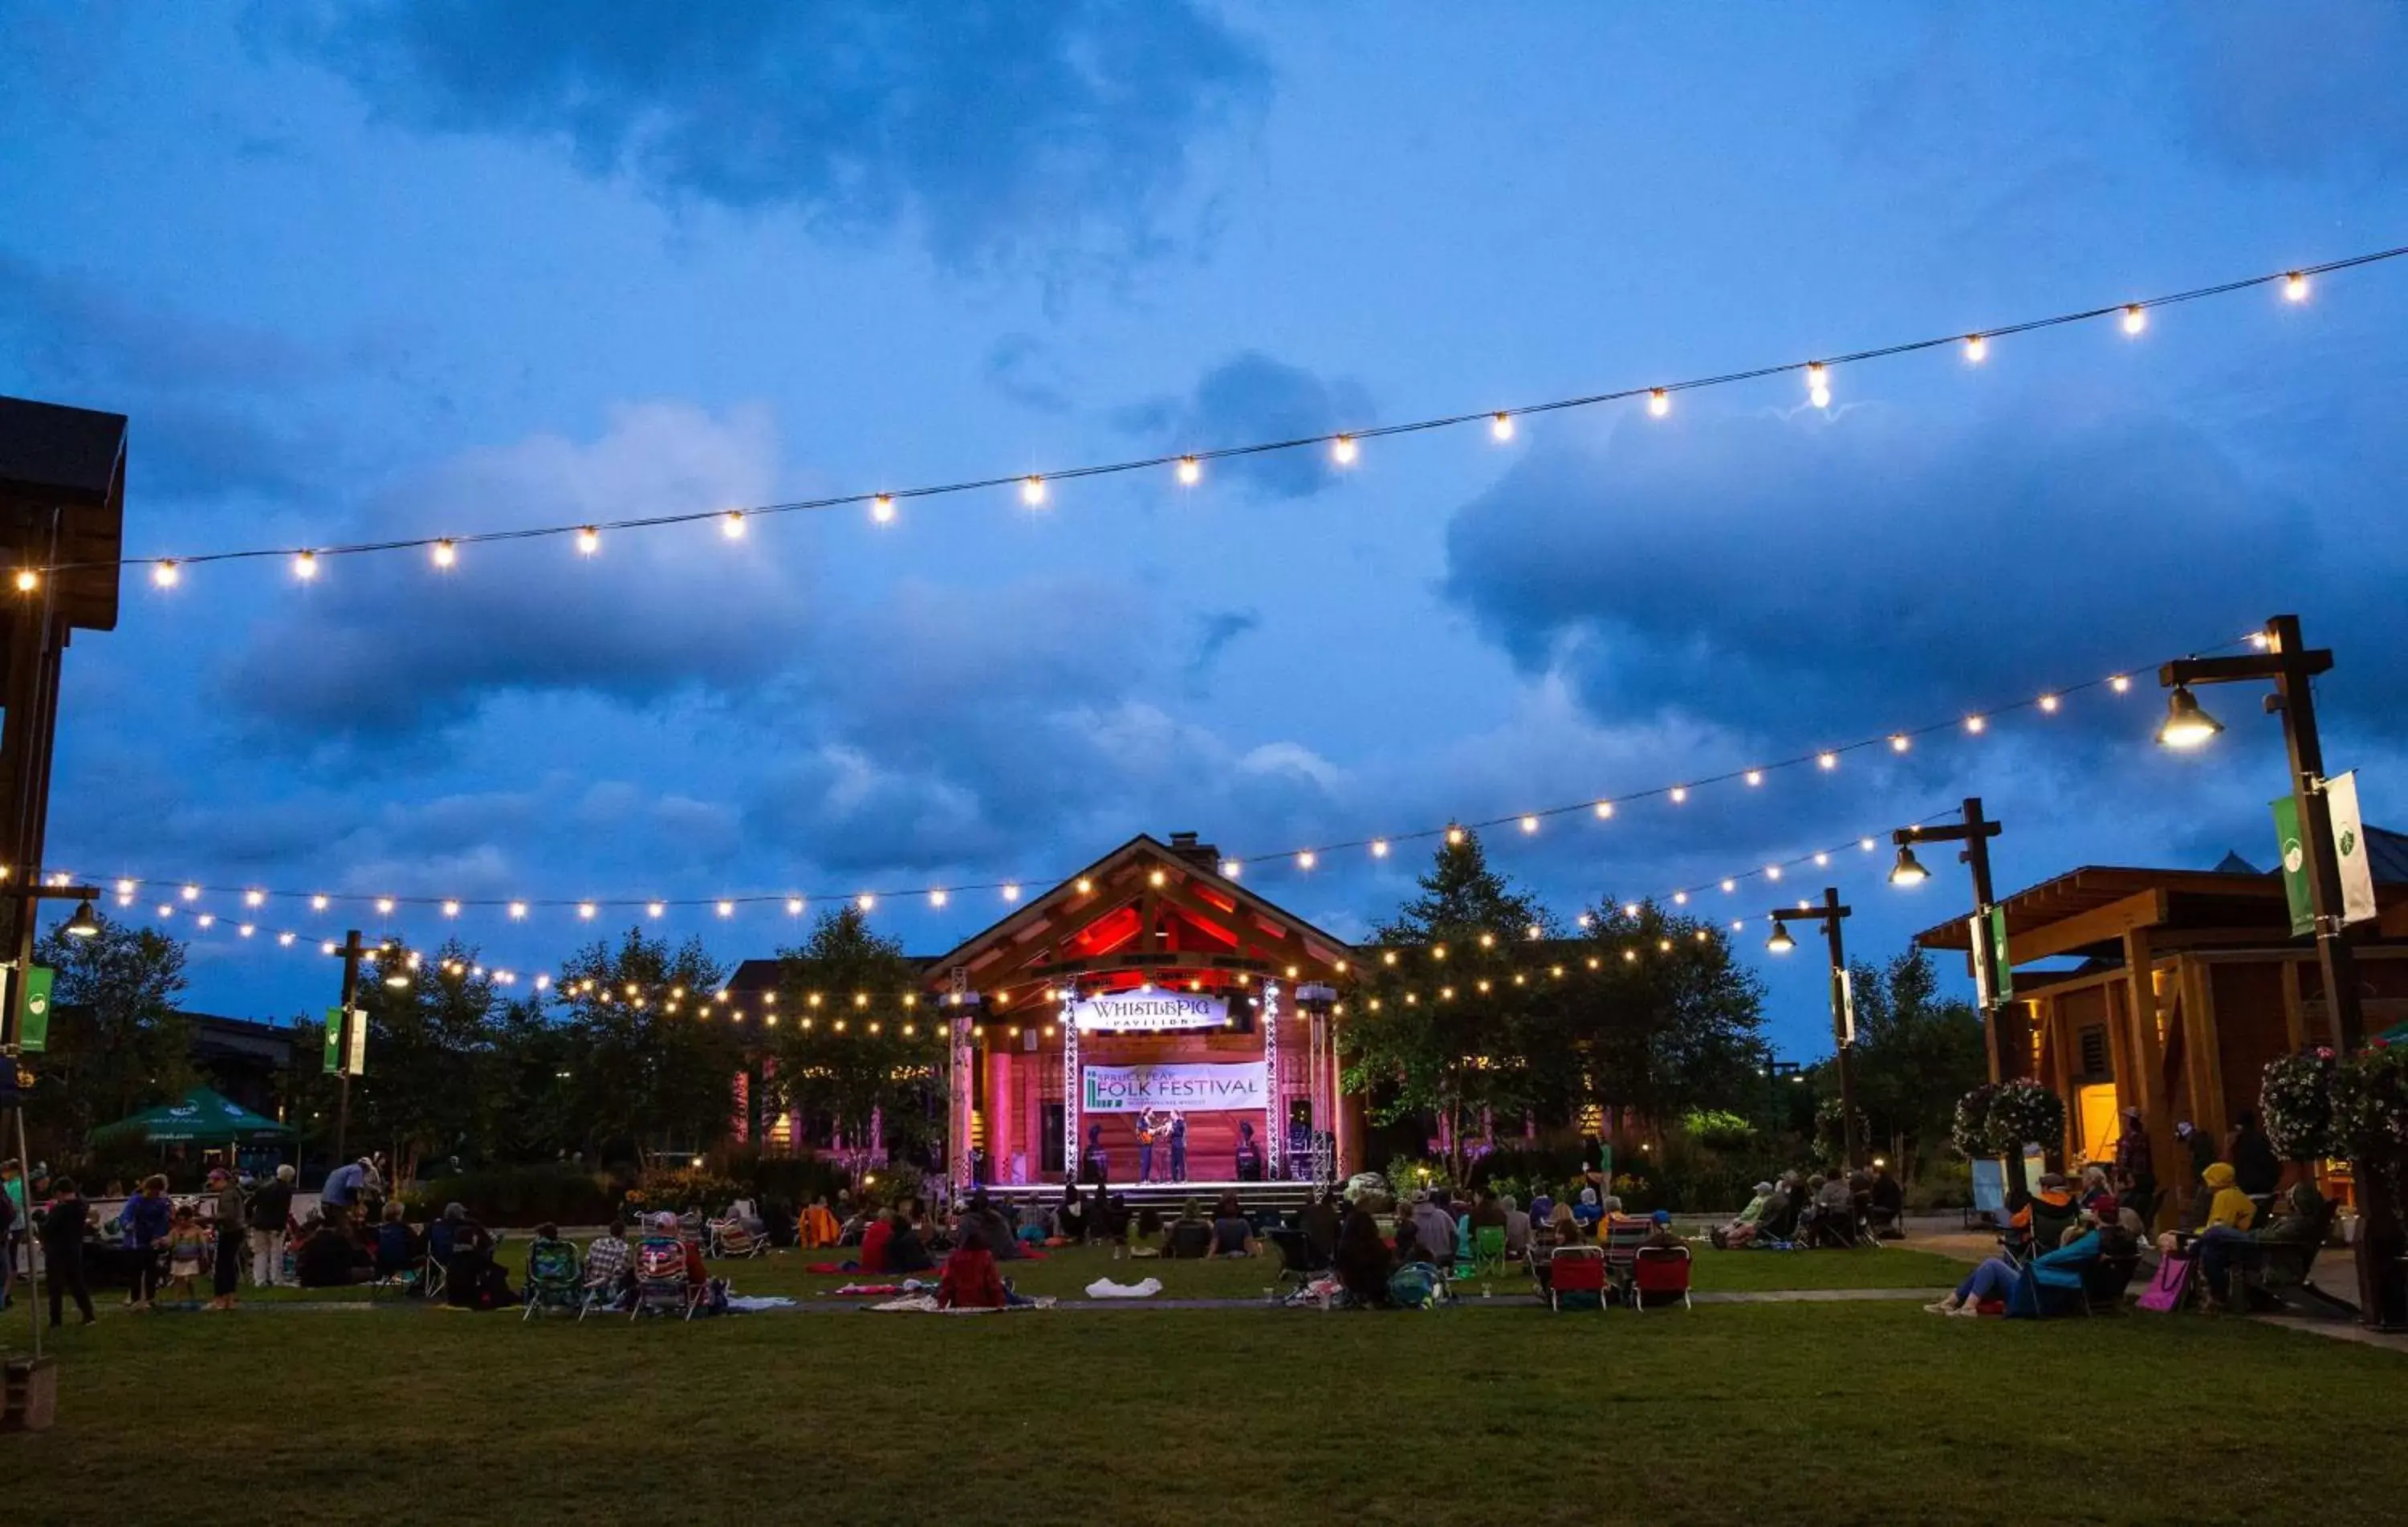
{"left": 1209, "top": 1192, "right": 1256, "bottom": 1257}
{"left": 1714, "top": 1183, "right": 1776, "bottom": 1249}
{"left": 936, "top": 1224, "right": 1032, "bottom": 1309}
{"left": 885, "top": 1209, "right": 934, "bottom": 1275}
{"left": 297, "top": 1215, "right": 369, "bottom": 1289}
{"left": 1928, "top": 1221, "right": 2129, "bottom": 1317}
{"left": 1332, "top": 1207, "right": 1393, "bottom": 1309}
{"left": 1164, "top": 1198, "right": 1214, "bottom": 1258}
{"left": 858, "top": 1206, "right": 896, "bottom": 1273}
{"left": 583, "top": 1220, "right": 632, "bottom": 1305}
{"left": 1409, "top": 1191, "right": 1457, "bottom": 1267}
{"left": 1302, "top": 1187, "right": 1343, "bottom": 1264}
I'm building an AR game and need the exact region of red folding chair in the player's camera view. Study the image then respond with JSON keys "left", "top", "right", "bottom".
{"left": 1631, "top": 1244, "right": 1692, "bottom": 1311}
{"left": 1548, "top": 1245, "right": 1607, "bottom": 1313}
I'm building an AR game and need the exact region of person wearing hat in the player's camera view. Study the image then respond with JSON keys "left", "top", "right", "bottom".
{"left": 1713, "top": 1183, "right": 1776, "bottom": 1249}
{"left": 205, "top": 1167, "right": 246, "bottom": 1311}
{"left": 1641, "top": 1209, "right": 1683, "bottom": 1252}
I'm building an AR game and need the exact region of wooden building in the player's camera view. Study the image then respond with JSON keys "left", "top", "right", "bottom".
{"left": 1917, "top": 832, "right": 2408, "bottom": 1193}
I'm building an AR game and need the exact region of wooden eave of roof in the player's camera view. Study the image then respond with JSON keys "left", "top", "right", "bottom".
{"left": 919, "top": 834, "right": 1358, "bottom": 1001}
{"left": 1914, "top": 865, "right": 2296, "bottom": 963}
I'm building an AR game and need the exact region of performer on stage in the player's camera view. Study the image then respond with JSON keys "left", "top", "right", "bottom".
{"left": 1136, "top": 1107, "right": 1165, "bottom": 1183}
{"left": 1166, "top": 1110, "right": 1189, "bottom": 1183}
{"left": 1233, "top": 1120, "right": 1264, "bottom": 1182}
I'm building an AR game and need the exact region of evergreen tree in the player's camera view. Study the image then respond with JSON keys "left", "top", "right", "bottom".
{"left": 763, "top": 906, "right": 945, "bottom": 1167}
{"left": 30, "top": 910, "right": 197, "bottom": 1154}
{"left": 551, "top": 928, "right": 739, "bottom": 1164}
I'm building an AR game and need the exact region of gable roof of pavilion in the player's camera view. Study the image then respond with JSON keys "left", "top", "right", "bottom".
{"left": 917, "top": 833, "right": 1359, "bottom": 1008}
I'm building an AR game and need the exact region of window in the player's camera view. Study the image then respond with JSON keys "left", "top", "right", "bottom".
{"left": 2077, "top": 1024, "right": 2110, "bottom": 1081}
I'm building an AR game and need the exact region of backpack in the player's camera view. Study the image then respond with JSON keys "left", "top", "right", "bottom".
{"left": 1387, "top": 1260, "right": 1442, "bottom": 1310}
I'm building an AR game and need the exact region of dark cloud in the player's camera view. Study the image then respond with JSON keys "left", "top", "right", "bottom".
{"left": 1115, "top": 352, "right": 1372, "bottom": 499}
{"left": 219, "top": 402, "right": 809, "bottom": 738}
{"left": 1183, "top": 608, "right": 1259, "bottom": 692}
{"left": 278, "top": 0, "right": 1271, "bottom": 271}
{"left": 0, "top": 250, "right": 334, "bottom": 503}
{"left": 1435, "top": 391, "right": 2408, "bottom": 746}
{"left": 983, "top": 334, "right": 1073, "bottom": 414}
{"left": 2170, "top": 3, "right": 2408, "bottom": 177}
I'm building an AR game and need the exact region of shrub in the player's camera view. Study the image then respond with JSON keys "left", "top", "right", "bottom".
{"left": 621, "top": 1166, "right": 742, "bottom": 1220}
{"left": 2261, "top": 1049, "right": 2341, "bottom": 1162}
{"left": 1812, "top": 1097, "right": 1870, "bottom": 1170}
{"left": 1904, "top": 1156, "right": 1971, "bottom": 1212}
{"left": 1680, "top": 1110, "right": 1757, "bottom": 1152}
{"left": 716, "top": 1149, "right": 856, "bottom": 1209}
{"left": 1951, "top": 1082, "right": 2002, "bottom": 1157}
{"left": 400, "top": 1163, "right": 618, "bottom": 1228}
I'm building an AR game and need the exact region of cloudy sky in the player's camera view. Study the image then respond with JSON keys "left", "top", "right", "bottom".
{"left": 7, "top": 2, "right": 2407, "bottom": 1060}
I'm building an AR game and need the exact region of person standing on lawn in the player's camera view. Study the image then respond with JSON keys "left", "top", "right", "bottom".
{"left": 248, "top": 1164, "right": 295, "bottom": 1287}
{"left": 39, "top": 1179, "right": 94, "bottom": 1327}
{"left": 119, "top": 1176, "right": 173, "bottom": 1310}
{"left": 206, "top": 1167, "right": 246, "bottom": 1311}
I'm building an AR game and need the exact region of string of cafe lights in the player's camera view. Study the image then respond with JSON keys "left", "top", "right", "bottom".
{"left": 44, "top": 629, "right": 2253, "bottom": 928}
{"left": 16, "top": 244, "right": 2402, "bottom": 593}
{"left": 43, "top": 796, "right": 1965, "bottom": 1032}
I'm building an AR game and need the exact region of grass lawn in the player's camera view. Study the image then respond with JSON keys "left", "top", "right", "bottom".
{"left": 10, "top": 1288, "right": 2406, "bottom": 1526}
{"left": 220, "top": 1236, "right": 1971, "bottom": 1305}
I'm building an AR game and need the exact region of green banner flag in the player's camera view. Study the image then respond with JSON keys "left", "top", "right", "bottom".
{"left": 17, "top": 965, "right": 54, "bottom": 1053}
{"left": 2272, "top": 794, "right": 2315, "bottom": 938}
{"left": 323, "top": 1007, "right": 344, "bottom": 1075}
{"left": 1989, "top": 905, "right": 2013, "bottom": 1003}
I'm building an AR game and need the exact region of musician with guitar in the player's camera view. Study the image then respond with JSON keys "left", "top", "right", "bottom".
{"left": 1136, "top": 1107, "right": 1165, "bottom": 1184}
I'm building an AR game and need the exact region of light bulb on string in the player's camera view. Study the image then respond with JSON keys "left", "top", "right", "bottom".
{"left": 11, "top": 568, "right": 38, "bottom": 594}
{"left": 1331, "top": 434, "right": 1358, "bottom": 466}
{"left": 717, "top": 900, "right": 735, "bottom": 918}
{"left": 294, "top": 551, "right": 319, "bottom": 580}
{"left": 872, "top": 494, "right": 897, "bottom": 525}
{"left": 1221, "top": 860, "right": 1242, "bottom": 878}
{"left": 1371, "top": 840, "right": 1389, "bottom": 858}
{"left": 1965, "top": 715, "right": 1987, "bottom": 735}
{"left": 649, "top": 902, "right": 667, "bottom": 918}
{"left": 722, "top": 511, "right": 746, "bottom": 539}
{"left": 1670, "top": 787, "right": 1688, "bottom": 804}
{"left": 1805, "top": 363, "right": 1830, "bottom": 409}
{"left": 1817, "top": 751, "right": 1838, "bottom": 771}
{"left": 576, "top": 525, "right": 600, "bottom": 556}
{"left": 153, "top": 560, "right": 180, "bottom": 588}
{"left": 2040, "top": 694, "right": 2060, "bottom": 713}
{"left": 1490, "top": 413, "right": 1515, "bottom": 442}
{"left": 1520, "top": 815, "right": 1539, "bottom": 834}
{"left": 1020, "top": 475, "right": 1047, "bottom": 507}
{"left": 1964, "top": 334, "right": 1987, "bottom": 364}
{"left": 2121, "top": 304, "right": 2147, "bottom": 336}
{"left": 1890, "top": 734, "right": 1910, "bottom": 752}
{"left": 311, "top": 894, "right": 328, "bottom": 911}
{"left": 856, "top": 894, "right": 876, "bottom": 912}
{"left": 431, "top": 540, "right": 457, "bottom": 569}
{"left": 2284, "top": 271, "right": 2308, "bottom": 303}
{"left": 1648, "top": 388, "right": 1670, "bottom": 417}
{"left": 1744, "top": 770, "right": 1763, "bottom": 787}
{"left": 930, "top": 889, "right": 948, "bottom": 907}
{"left": 1176, "top": 456, "right": 1202, "bottom": 486}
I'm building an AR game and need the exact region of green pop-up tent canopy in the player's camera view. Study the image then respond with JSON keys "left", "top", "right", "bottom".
{"left": 90, "top": 1085, "right": 295, "bottom": 1146}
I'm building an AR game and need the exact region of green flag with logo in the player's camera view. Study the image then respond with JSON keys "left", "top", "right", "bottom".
{"left": 2272, "top": 794, "right": 2315, "bottom": 938}
{"left": 17, "top": 965, "right": 54, "bottom": 1053}
{"left": 323, "top": 1007, "right": 344, "bottom": 1075}
{"left": 1988, "top": 905, "right": 2013, "bottom": 1002}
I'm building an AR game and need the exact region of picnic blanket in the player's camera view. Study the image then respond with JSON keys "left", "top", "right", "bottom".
{"left": 828, "top": 1279, "right": 936, "bottom": 1297}
{"left": 869, "top": 1294, "right": 1059, "bottom": 1313}
{"left": 1084, "top": 1277, "right": 1162, "bottom": 1299}
{"left": 725, "top": 1296, "right": 796, "bottom": 1312}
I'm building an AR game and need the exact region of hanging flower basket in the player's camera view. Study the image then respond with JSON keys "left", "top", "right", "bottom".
{"left": 2333, "top": 1042, "right": 2408, "bottom": 1170}
{"left": 2260, "top": 1048, "right": 2341, "bottom": 1162}
{"left": 1986, "top": 1080, "right": 2065, "bottom": 1158}
{"left": 1951, "top": 1082, "right": 2002, "bottom": 1158}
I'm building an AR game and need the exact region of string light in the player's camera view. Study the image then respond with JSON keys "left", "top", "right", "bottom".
{"left": 153, "top": 560, "right": 180, "bottom": 588}
{"left": 1670, "top": 787, "right": 1688, "bottom": 804}
{"left": 1593, "top": 801, "right": 1613, "bottom": 819}
{"left": 56, "top": 247, "right": 2406, "bottom": 592}
{"left": 1805, "top": 363, "right": 1830, "bottom": 409}
{"left": 431, "top": 539, "right": 457, "bottom": 569}
{"left": 1520, "top": 815, "right": 1539, "bottom": 834}
{"left": 1371, "top": 839, "right": 1389, "bottom": 857}
{"left": 1490, "top": 413, "right": 1515, "bottom": 442}
{"left": 292, "top": 551, "right": 318, "bottom": 580}
{"left": 1965, "top": 715, "right": 1987, "bottom": 734}
{"left": 1020, "top": 475, "right": 1047, "bottom": 507}
{"left": 871, "top": 494, "right": 897, "bottom": 525}
{"left": 576, "top": 526, "right": 600, "bottom": 556}
{"left": 722, "top": 511, "right": 746, "bottom": 539}
{"left": 1176, "top": 456, "right": 1202, "bottom": 486}
{"left": 1963, "top": 334, "right": 1987, "bottom": 363}
{"left": 1744, "top": 771, "right": 1763, "bottom": 788}
{"left": 1890, "top": 734, "right": 1910, "bottom": 752}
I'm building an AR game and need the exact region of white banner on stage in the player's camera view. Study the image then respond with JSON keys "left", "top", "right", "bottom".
{"left": 1081, "top": 1061, "right": 1266, "bottom": 1112}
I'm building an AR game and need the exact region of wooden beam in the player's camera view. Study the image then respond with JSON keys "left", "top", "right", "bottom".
{"left": 2280, "top": 958, "right": 2308, "bottom": 1052}
{"left": 2182, "top": 958, "right": 2230, "bottom": 1142}
{"left": 2014, "top": 887, "right": 2169, "bottom": 964}
{"left": 2121, "top": 926, "right": 2176, "bottom": 1211}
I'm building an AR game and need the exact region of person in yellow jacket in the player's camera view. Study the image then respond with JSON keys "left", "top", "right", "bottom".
{"left": 2189, "top": 1161, "right": 2259, "bottom": 1308}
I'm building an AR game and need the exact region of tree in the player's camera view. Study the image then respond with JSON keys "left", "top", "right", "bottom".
{"left": 341, "top": 937, "right": 511, "bottom": 1184}
{"left": 551, "top": 928, "right": 739, "bottom": 1164}
{"left": 1346, "top": 833, "right": 1564, "bottom": 1179}
{"left": 1810, "top": 949, "right": 1987, "bottom": 1180}
{"left": 763, "top": 907, "right": 945, "bottom": 1168}
{"left": 29, "top": 910, "right": 197, "bottom": 1154}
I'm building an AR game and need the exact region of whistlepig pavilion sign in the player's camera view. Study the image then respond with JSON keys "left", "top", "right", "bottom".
{"left": 1068, "top": 991, "right": 1227, "bottom": 1032}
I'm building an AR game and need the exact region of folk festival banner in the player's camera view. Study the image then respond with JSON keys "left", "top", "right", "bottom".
{"left": 1081, "top": 1061, "right": 1266, "bottom": 1113}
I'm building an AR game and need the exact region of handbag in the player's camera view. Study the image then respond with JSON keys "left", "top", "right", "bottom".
{"left": 2136, "top": 1250, "right": 2194, "bottom": 1313}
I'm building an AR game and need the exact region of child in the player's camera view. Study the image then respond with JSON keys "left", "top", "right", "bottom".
{"left": 165, "top": 1204, "right": 210, "bottom": 1306}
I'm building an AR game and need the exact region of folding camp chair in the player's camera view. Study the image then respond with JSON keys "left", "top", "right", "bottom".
{"left": 2078, "top": 1248, "right": 2141, "bottom": 1316}
{"left": 1599, "top": 1218, "right": 1652, "bottom": 1300}
{"left": 706, "top": 1217, "right": 765, "bottom": 1260}
{"left": 1468, "top": 1225, "right": 1509, "bottom": 1278}
{"left": 1548, "top": 1245, "right": 1607, "bottom": 1313}
{"left": 1630, "top": 1245, "right": 1692, "bottom": 1311}
{"left": 1267, "top": 1228, "right": 1329, "bottom": 1284}
{"left": 1966, "top": 1158, "right": 2007, "bottom": 1230}
{"left": 521, "top": 1239, "right": 584, "bottom": 1321}
{"left": 630, "top": 1236, "right": 703, "bottom": 1321}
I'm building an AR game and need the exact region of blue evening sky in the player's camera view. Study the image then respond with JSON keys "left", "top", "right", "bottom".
{"left": 6, "top": 2, "right": 2407, "bottom": 1061}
